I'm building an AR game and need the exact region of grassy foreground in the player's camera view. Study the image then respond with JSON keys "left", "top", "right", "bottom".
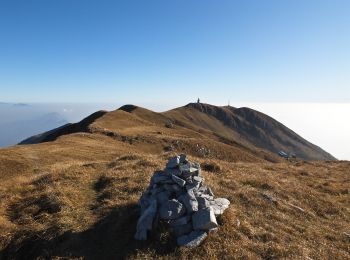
{"left": 0, "top": 136, "right": 349, "bottom": 259}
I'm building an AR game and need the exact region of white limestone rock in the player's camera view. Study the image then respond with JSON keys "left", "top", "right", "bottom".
{"left": 179, "top": 189, "right": 198, "bottom": 213}
{"left": 134, "top": 199, "right": 157, "bottom": 240}
{"left": 210, "top": 198, "right": 230, "bottom": 215}
{"left": 159, "top": 199, "right": 186, "bottom": 220}
{"left": 192, "top": 207, "right": 218, "bottom": 231}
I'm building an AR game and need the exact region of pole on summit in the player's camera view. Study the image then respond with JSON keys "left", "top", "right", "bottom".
{"left": 197, "top": 98, "right": 200, "bottom": 103}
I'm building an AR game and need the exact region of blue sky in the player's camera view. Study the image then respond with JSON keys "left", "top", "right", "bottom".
{"left": 0, "top": 0, "right": 349, "bottom": 104}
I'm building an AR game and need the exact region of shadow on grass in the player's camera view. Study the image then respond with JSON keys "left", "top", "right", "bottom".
{"left": 1, "top": 203, "right": 177, "bottom": 260}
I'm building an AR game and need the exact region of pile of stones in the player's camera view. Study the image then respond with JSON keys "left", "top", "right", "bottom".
{"left": 134, "top": 154, "right": 230, "bottom": 247}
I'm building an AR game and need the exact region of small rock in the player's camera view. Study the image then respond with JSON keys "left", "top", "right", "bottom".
{"left": 169, "top": 215, "right": 191, "bottom": 227}
{"left": 159, "top": 199, "right": 186, "bottom": 220}
{"left": 208, "top": 227, "right": 219, "bottom": 233}
{"left": 180, "top": 163, "right": 199, "bottom": 175}
{"left": 179, "top": 189, "right": 198, "bottom": 213}
{"left": 192, "top": 207, "right": 218, "bottom": 230}
{"left": 151, "top": 171, "right": 172, "bottom": 184}
{"left": 179, "top": 154, "right": 187, "bottom": 163}
{"left": 210, "top": 198, "right": 230, "bottom": 215}
{"left": 155, "top": 191, "right": 170, "bottom": 205}
{"left": 172, "top": 174, "right": 186, "bottom": 187}
{"left": 166, "top": 156, "right": 180, "bottom": 168}
{"left": 151, "top": 187, "right": 165, "bottom": 196}
{"left": 199, "top": 193, "right": 214, "bottom": 201}
{"left": 165, "top": 121, "right": 174, "bottom": 128}
{"left": 164, "top": 168, "right": 182, "bottom": 176}
{"left": 177, "top": 230, "right": 207, "bottom": 247}
{"left": 186, "top": 176, "right": 202, "bottom": 190}
{"left": 193, "top": 176, "right": 203, "bottom": 183}
{"left": 173, "top": 222, "right": 193, "bottom": 237}
{"left": 197, "top": 196, "right": 210, "bottom": 209}
{"left": 197, "top": 186, "right": 214, "bottom": 197}
{"left": 134, "top": 200, "right": 157, "bottom": 240}
{"left": 262, "top": 193, "right": 277, "bottom": 203}
{"left": 236, "top": 218, "right": 240, "bottom": 227}
{"left": 139, "top": 196, "right": 151, "bottom": 214}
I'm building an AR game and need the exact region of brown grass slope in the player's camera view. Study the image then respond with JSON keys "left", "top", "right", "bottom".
{"left": 0, "top": 103, "right": 346, "bottom": 259}
{"left": 0, "top": 140, "right": 349, "bottom": 259}
{"left": 165, "top": 103, "right": 336, "bottom": 161}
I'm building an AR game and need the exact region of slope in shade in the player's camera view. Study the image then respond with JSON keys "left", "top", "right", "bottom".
{"left": 165, "top": 103, "right": 335, "bottom": 161}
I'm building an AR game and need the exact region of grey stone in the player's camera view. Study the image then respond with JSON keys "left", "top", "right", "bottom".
{"left": 210, "top": 198, "right": 230, "bottom": 215}
{"left": 151, "top": 171, "right": 171, "bottom": 184}
{"left": 179, "top": 154, "right": 187, "bottom": 163}
{"left": 173, "top": 222, "right": 193, "bottom": 237}
{"left": 193, "top": 176, "right": 203, "bottom": 183}
{"left": 177, "top": 230, "right": 207, "bottom": 247}
{"left": 169, "top": 215, "right": 191, "bottom": 227}
{"left": 151, "top": 186, "right": 165, "bottom": 196}
{"left": 179, "top": 189, "right": 198, "bottom": 213}
{"left": 262, "top": 193, "right": 277, "bottom": 203}
{"left": 180, "top": 163, "right": 199, "bottom": 174}
{"left": 201, "top": 194, "right": 214, "bottom": 201}
{"left": 159, "top": 199, "right": 186, "bottom": 220}
{"left": 166, "top": 156, "right": 180, "bottom": 168}
{"left": 197, "top": 186, "right": 214, "bottom": 197}
{"left": 135, "top": 199, "right": 157, "bottom": 240}
{"left": 172, "top": 184, "right": 182, "bottom": 192}
{"left": 139, "top": 194, "right": 151, "bottom": 214}
{"left": 155, "top": 191, "right": 170, "bottom": 205}
{"left": 197, "top": 196, "right": 210, "bottom": 209}
{"left": 215, "top": 198, "right": 230, "bottom": 207}
{"left": 208, "top": 227, "right": 218, "bottom": 233}
{"left": 163, "top": 184, "right": 181, "bottom": 193}
{"left": 192, "top": 207, "right": 218, "bottom": 230}
{"left": 186, "top": 176, "right": 201, "bottom": 190}
{"left": 164, "top": 167, "right": 182, "bottom": 176}
{"left": 171, "top": 174, "right": 186, "bottom": 187}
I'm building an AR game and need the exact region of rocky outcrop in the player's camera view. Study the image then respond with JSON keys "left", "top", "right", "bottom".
{"left": 134, "top": 155, "right": 230, "bottom": 247}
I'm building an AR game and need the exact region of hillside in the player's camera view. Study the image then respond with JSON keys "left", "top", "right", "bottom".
{"left": 0, "top": 103, "right": 348, "bottom": 259}
{"left": 20, "top": 103, "right": 335, "bottom": 161}
{"left": 164, "top": 103, "right": 335, "bottom": 161}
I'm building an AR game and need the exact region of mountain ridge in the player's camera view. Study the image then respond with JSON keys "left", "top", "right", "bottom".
{"left": 18, "top": 103, "right": 335, "bottom": 161}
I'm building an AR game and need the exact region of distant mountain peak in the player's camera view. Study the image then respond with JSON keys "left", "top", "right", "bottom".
{"left": 118, "top": 104, "right": 140, "bottom": 113}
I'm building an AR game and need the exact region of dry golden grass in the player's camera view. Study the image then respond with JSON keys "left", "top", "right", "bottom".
{"left": 0, "top": 106, "right": 349, "bottom": 259}
{"left": 0, "top": 142, "right": 349, "bottom": 259}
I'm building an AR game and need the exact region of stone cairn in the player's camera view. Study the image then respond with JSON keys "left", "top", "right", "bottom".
{"left": 134, "top": 154, "right": 230, "bottom": 247}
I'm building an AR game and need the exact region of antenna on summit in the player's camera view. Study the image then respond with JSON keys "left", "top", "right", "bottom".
{"left": 228, "top": 99, "right": 230, "bottom": 107}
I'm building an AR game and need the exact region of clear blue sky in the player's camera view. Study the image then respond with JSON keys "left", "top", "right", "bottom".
{"left": 0, "top": 0, "right": 349, "bottom": 104}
